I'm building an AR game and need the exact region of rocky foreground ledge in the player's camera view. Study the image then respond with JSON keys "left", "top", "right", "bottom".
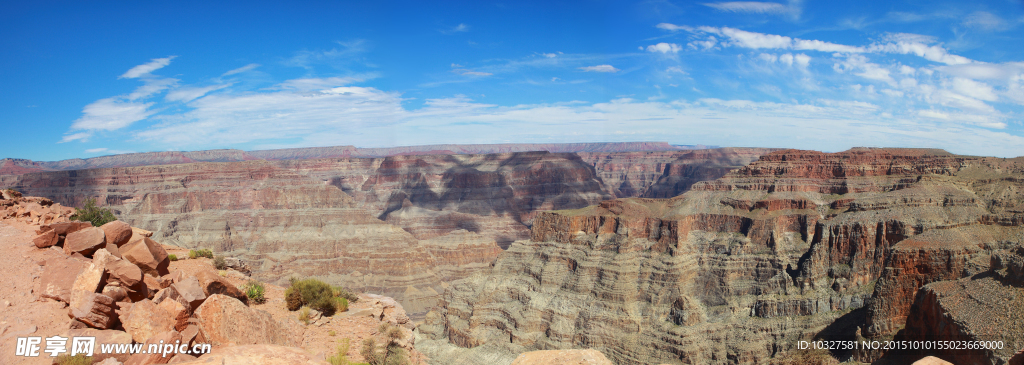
{"left": 0, "top": 191, "right": 432, "bottom": 365}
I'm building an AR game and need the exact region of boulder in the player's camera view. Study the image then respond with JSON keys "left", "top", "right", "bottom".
{"left": 121, "top": 299, "right": 176, "bottom": 343}
{"left": 33, "top": 230, "right": 59, "bottom": 248}
{"left": 132, "top": 226, "right": 154, "bottom": 238}
{"left": 171, "top": 277, "right": 207, "bottom": 310}
{"left": 158, "top": 295, "right": 191, "bottom": 331}
{"left": 106, "top": 259, "right": 144, "bottom": 288}
{"left": 102, "top": 284, "right": 128, "bottom": 303}
{"left": 193, "top": 294, "right": 295, "bottom": 347}
{"left": 38, "top": 256, "right": 88, "bottom": 303}
{"left": 64, "top": 226, "right": 107, "bottom": 257}
{"left": 44, "top": 221, "right": 93, "bottom": 236}
{"left": 68, "top": 292, "right": 118, "bottom": 329}
{"left": 124, "top": 330, "right": 181, "bottom": 365}
{"left": 69, "top": 249, "right": 115, "bottom": 310}
{"left": 195, "top": 270, "right": 247, "bottom": 304}
{"left": 122, "top": 237, "right": 170, "bottom": 276}
{"left": 66, "top": 328, "right": 133, "bottom": 363}
{"left": 163, "top": 270, "right": 188, "bottom": 284}
{"left": 101, "top": 220, "right": 133, "bottom": 247}
{"left": 104, "top": 241, "right": 122, "bottom": 258}
{"left": 173, "top": 345, "right": 327, "bottom": 365}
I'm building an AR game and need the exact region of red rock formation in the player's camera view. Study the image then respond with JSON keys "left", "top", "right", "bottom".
{"left": 420, "top": 148, "right": 1024, "bottom": 365}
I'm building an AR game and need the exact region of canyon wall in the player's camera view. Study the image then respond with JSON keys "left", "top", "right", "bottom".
{"left": 418, "top": 148, "right": 1024, "bottom": 365}
{"left": 0, "top": 148, "right": 769, "bottom": 320}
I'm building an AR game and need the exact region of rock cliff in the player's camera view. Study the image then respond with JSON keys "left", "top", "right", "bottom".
{"left": 418, "top": 148, "right": 1024, "bottom": 365}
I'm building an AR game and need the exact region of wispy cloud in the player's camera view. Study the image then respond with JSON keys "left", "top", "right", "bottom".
{"left": 119, "top": 57, "right": 176, "bottom": 79}
{"left": 703, "top": 2, "right": 787, "bottom": 14}
{"left": 222, "top": 63, "right": 260, "bottom": 77}
{"left": 703, "top": 0, "right": 803, "bottom": 19}
{"left": 286, "top": 40, "right": 368, "bottom": 69}
{"left": 441, "top": 23, "right": 470, "bottom": 34}
{"left": 962, "top": 11, "right": 1009, "bottom": 31}
{"left": 579, "top": 65, "right": 620, "bottom": 73}
{"left": 165, "top": 84, "right": 231, "bottom": 103}
{"left": 84, "top": 147, "right": 135, "bottom": 155}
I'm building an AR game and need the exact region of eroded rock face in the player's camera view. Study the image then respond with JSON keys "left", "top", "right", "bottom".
{"left": 510, "top": 349, "right": 614, "bottom": 365}
{"left": 420, "top": 148, "right": 1024, "bottom": 365}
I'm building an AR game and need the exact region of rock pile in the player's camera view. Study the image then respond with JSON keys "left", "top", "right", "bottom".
{"left": 0, "top": 189, "right": 75, "bottom": 225}
{"left": 7, "top": 209, "right": 297, "bottom": 364}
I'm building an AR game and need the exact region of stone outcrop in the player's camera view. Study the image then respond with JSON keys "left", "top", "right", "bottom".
{"left": 888, "top": 248, "right": 1024, "bottom": 365}
{"left": 193, "top": 294, "right": 297, "bottom": 347}
{"left": 419, "top": 148, "right": 1024, "bottom": 365}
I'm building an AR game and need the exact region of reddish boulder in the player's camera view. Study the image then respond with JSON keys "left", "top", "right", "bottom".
{"left": 193, "top": 294, "right": 295, "bottom": 346}
{"left": 122, "top": 237, "right": 170, "bottom": 276}
{"left": 68, "top": 292, "right": 118, "bottom": 329}
{"left": 32, "top": 230, "right": 59, "bottom": 248}
{"left": 158, "top": 296, "right": 190, "bottom": 331}
{"left": 106, "top": 259, "right": 143, "bottom": 287}
{"left": 171, "top": 276, "right": 207, "bottom": 310}
{"left": 44, "top": 221, "right": 93, "bottom": 237}
{"left": 101, "top": 220, "right": 133, "bottom": 247}
{"left": 195, "top": 270, "right": 247, "bottom": 304}
{"left": 121, "top": 299, "right": 176, "bottom": 343}
{"left": 64, "top": 226, "right": 107, "bottom": 257}
{"left": 38, "top": 256, "right": 88, "bottom": 303}
{"left": 102, "top": 284, "right": 128, "bottom": 303}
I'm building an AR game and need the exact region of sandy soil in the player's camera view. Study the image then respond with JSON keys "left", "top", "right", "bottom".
{"left": 0, "top": 220, "right": 76, "bottom": 365}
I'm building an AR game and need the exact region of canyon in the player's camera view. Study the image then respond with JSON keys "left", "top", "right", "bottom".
{"left": 5, "top": 144, "right": 1020, "bottom": 364}
{"left": 0, "top": 144, "right": 770, "bottom": 322}
{"left": 417, "top": 148, "right": 1024, "bottom": 365}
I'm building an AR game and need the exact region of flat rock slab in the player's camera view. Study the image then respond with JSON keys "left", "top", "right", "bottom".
{"left": 38, "top": 255, "right": 89, "bottom": 303}
{"left": 122, "top": 299, "right": 176, "bottom": 343}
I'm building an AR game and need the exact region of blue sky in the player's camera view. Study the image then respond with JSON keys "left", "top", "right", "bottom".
{"left": 3, "top": 0, "right": 1024, "bottom": 160}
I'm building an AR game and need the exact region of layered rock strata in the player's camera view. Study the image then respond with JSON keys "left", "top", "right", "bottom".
{"left": 418, "top": 148, "right": 1024, "bottom": 365}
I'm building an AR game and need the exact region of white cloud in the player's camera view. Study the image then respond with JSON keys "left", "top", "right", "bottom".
{"left": 70, "top": 97, "right": 154, "bottom": 132}
{"left": 542, "top": 53, "right": 557, "bottom": 58}
{"left": 165, "top": 84, "right": 231, "bottom": 103}
{"left": 128, "top": 77, "right": 178, "bottom": 100}
{"left": 951, "top": 78, "right": 997, "bottom": 102}
{"left": 703, "top": 2, "right": 788, "bottom": 13}
{"left": 868, "top": 40, "right": 972, "bottom": 65}
{"left": 59, "top": 132, "right": 92, "bottom": 143}
{"left": 833, "top": 55, "right": 895, "bottom": 85}
{"left": 655, "top": 23, "right": 690, "bottom": 32}
{"left": 222, "top": 63, "right": 260, "bottom": 77}
{"left": 278, "top": 76, "right": 368, "bottom": 90}
{"left": 120, "top": 57, "right": 176, "bottom": 79}
{"left": 646, "top": 43, "right": 682, "bottom": 53}
{"left": 579, "top": 65, "right": 620, "bottom": 73}
{"left": 794, "top": 53, "right": 810, "bottom": 68}
{"left": 85, "top": 148, "right": 107, "bottom": 153}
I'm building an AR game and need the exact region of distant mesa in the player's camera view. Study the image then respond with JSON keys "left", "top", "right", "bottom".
{"left": 0, "top": 142, "right": 700, "bottom": 173}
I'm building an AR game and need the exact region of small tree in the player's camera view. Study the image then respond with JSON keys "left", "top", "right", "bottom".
{"left": 70, "top": 198, "right": 117, "bottom": 227}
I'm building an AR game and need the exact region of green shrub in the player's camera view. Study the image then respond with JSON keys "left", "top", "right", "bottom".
{"left": 284, "top": 277, "right": 338, "bottom": 316}
{"left": 243, "top": 279, "right": 266, "bottom": 304}
{"left": 188, "top": 249, "right": 213, "bottom": 259}
{"left": 70, "top": 198, "right": 116, "bottom": 227}
{"left": 213, "top": 256, "right": 227, "bottom": 270}
{"left": 168, "top": 254, "right": 178, "bottom": 261}
{"left": 329, "top": 330, "right": 337, "bottom": 337}
{"left": 336, "top": 297, "right": 349, "bottom": 312}
{"left": 56, "top": 354, "right": 93, "bottom": 365}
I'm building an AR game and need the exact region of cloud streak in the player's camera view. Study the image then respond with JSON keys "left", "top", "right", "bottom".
{"left": 120, "top": 57, "right": 176, "bottom": 79}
